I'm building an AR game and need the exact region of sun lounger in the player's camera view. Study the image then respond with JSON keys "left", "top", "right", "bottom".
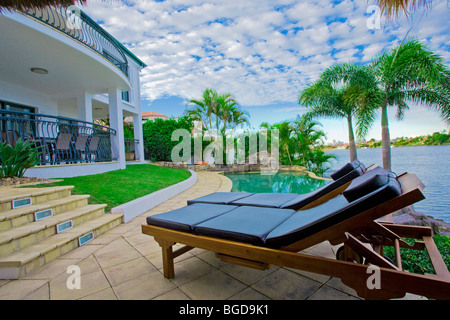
{"left": 187, "top": 159, "right": 370, "bottom": 210}
{"left": 142, "top": 169, "right": 450, "bottom": 300}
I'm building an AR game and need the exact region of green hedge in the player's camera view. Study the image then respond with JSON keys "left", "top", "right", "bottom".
{"left": 143, "top": 116, "right": 194, "bottom": 161}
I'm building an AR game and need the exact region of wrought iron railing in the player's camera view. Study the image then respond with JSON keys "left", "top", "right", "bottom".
{"left": 0, "top": 110, "right": 118, "bottom": 165}
{"left": 20, "top": 5, "right": 129, "bottom": 77}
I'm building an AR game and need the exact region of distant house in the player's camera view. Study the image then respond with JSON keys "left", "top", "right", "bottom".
{"left": 142, "top": 111, "right": 169, "bottom": 122}
{"left": 124, "top": 111, "right": 169, "bottom": 124}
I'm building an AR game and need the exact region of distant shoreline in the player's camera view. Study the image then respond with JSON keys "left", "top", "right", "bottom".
{"left": 324, "top": 143, "right": 450, "bottom": 152}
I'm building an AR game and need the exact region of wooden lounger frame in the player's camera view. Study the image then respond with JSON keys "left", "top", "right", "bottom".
{"left": 141, "top": 173, "right": 450, "bottom": 300}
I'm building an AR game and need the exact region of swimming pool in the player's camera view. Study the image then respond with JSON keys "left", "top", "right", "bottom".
{"left": 225, "top": 171, "right": 328, "bottom": 194}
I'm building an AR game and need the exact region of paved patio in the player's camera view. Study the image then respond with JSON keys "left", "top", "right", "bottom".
{"left": 0, "top": 171, "right": 425, "bottom": 300}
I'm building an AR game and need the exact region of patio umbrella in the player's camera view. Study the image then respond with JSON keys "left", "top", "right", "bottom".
{"left": 0, "top": 0, "right": 89, "bottom": 13}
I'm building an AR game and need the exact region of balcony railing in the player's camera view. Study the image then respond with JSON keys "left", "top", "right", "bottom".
{"left": 20, "top": 5, "right": 129, "bottom": 77}
{"left": 0, "top": 110, "right": 118, "bottom": 166}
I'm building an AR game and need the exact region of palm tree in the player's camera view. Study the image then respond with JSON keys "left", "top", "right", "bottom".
{"left": 215, "top": 93, "right": 241, "bottom": 136}
{"left": 261, "top": 121, "right": 294, "bottom": 165}
{"left": 299, "top": 63, "right": 381, "bottom": 162}
{"left": 186, "top": 88, "right": 249, "bottom": 138}
{"left": 186, "top": 88, "right": 219, "bottom": 136}
{"left": 374, "top": 0, "right": 432, "bottom": 19}
{"left": 291, "top": 114, "right": 327, "bottom": 167}
{"left": 229, "top": 109, "right": 250, "bottom": 134}
{"left": 371, "top": 39, "right": 450, "bottom": 169}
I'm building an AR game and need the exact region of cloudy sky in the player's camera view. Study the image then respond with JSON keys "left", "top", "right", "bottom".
{"left": 83, "top": 0, "right": 450, "bottom": 143}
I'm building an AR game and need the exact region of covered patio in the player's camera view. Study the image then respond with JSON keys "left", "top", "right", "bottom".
{"left": 0, "top": 5, "right": 146, "bottom": 178}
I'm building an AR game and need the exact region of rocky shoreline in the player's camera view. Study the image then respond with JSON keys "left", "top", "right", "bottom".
{"left": 393, "top": 206, "right": 450, "bottom": 237}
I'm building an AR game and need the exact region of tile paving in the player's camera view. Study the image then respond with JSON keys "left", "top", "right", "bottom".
{"left": 0, "top": 171, "right": 425, "bottom": 300}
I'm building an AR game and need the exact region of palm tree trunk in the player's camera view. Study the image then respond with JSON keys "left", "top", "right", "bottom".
{"left": 347, "top": 116, "right": 357, "bottom": 162}
{"left": 381, "top": 104, "right": 391, "bottom": 170}
{"left": 285, "top": 145, "right": 293, "bottom": 166}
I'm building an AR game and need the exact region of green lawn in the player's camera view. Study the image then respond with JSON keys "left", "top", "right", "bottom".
{"left": 32, "top": 164, "right": 191, "bottom": 212}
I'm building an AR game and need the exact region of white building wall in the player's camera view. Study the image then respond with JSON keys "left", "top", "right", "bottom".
{"left": 0, "top": 79, "right": 58, "bottom": 116}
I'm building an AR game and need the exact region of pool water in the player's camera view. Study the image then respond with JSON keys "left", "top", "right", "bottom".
{"left": 225, "top": 171, "right": 328, "bottom": 194}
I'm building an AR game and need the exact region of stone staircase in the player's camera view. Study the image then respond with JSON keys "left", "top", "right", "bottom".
{"left": 0, "top": 185, "right": 123, "bottom": 279}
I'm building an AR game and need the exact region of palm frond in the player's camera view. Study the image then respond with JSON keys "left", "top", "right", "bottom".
{"left": 375, "top": 0, "right": 431, "bottom": 19}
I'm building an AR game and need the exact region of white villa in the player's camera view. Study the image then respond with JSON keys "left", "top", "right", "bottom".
{"left": 0, "top": 5, "right": 147, "bottom": 178}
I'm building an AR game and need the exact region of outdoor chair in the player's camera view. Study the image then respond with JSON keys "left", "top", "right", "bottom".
{"left": 74, "top": 133, "right": 90, "bottom": 163}
{"left": 142, "top": 169, "right": 450, "bottom": 300}
{"left": 187, "top": 159, "right": 371, "bottom": 210}
{"left": 55, "top": 132, "right": 74, "bottom": 163}
{"left": 87, "top": 134, "right": 101, "bottom": 162}
{"left": 1, "top": 130, "right": 20, "bottom": 147}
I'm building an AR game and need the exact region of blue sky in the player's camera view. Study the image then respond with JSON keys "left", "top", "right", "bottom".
{"left": 83, "top": 0, "right": 450, "bottom": 143}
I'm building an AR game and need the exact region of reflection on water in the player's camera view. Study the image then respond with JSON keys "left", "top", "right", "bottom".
{"left": 325, "top": 145, "right": 450, "bottom": 223}
{"left": 226, "top": 171, "right": 328, "bottom": 194}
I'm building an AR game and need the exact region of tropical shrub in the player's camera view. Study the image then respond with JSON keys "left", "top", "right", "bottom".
{"left": 261, "top": 114, "right": 335, "bottom": 176}
{"left": 0, "top": 138, "right": 41, "bottom": 178}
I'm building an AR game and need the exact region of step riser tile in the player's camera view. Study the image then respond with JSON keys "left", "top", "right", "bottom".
{"left": 1, "top": 215, "right": 123, "bottom": 279}
{"left": 0, "top": 197, "right": 89, "bottom": 231}
{"left": 0, "top": 207, "right": 106, "bottom": 256}
{"left": 0, "top": 187, "right": 73, "bottom": 213}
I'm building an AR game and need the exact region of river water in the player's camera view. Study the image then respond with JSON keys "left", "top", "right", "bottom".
{"left": 325, "top": 145, "right": 450, "bottom": 223}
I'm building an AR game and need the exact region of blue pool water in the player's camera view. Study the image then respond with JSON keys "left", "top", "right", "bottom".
{"left": 225, "top": 171, "right": 328, "bottom": 195}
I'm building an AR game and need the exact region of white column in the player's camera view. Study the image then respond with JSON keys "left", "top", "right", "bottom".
{"left": 108, "top": 88, "right": 126, "bottom": 169}
{"left": 133, "top": 114, "right": 144, "bottom": 161}
{"left": 77, "top": 92, "right": 93, "bottom": 123}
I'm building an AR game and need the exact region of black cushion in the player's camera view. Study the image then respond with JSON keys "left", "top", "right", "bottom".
{"left": 187, "top": 192, "right": 253, "bottom": 205}
{"left": 330, "top": 159, "right": 366, "bottom": 181}
{"left": 266, "top": 195, "right": 350, "bottom": 248}
{"left": 146, "top": 203, "right": 238, "bottom": 232}
{"left": 280, "top": 165, "right": 368, "bottom": 210}
{"left": 194, "top": 206, "right": 295, "bottom": 246}
{"left": 146, "top": 172, "right": 402, "bottom": 249}
{"left": 266, "top": 174, "right": 402, "bottom": 248}
{"left": 230, "top": 193, "right": 299, "bottom": 208}
{"left": 343, "top": 167, "right": 397, "bottom": 202}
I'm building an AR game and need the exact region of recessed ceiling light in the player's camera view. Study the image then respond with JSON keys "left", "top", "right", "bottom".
{"left": 30, "top": 67, "right": 48, "bottom": 74}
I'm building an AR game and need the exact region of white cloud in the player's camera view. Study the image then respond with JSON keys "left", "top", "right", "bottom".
{"left": 82, "top": 0, "right": 450, "bottom": 112}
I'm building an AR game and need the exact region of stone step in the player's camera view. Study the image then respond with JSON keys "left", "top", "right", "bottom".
{"left": 0, "top": 204, "right": 107, "bottom": 256}
{"left": 0, "top": 195, "right": 91, "bottom": 231}
{"left": 0, "top": 213, "right": 123, "bottom": 279}
{"left": 0, "top": 186, "right": 74, "bottom": 213}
